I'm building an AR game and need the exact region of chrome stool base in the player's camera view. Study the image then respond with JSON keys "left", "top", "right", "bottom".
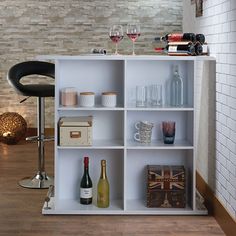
{"left": 19, "top": 172, "right": 54, "bottom": 189}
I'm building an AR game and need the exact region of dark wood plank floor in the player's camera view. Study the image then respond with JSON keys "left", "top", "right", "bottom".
{"left": 0, "top": 142, "right": 225, "bottom": 236}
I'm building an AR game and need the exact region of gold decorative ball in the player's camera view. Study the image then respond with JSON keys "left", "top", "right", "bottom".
{"left": 0, "top": 112, "right": 27, "bottom": 145}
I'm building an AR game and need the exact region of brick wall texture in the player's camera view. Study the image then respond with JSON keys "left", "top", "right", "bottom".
{"left": 0, "top": 0, "right": 182, "bottom": 127}
{"left": 183, "top": 0, "right": 236, "bottom": 220}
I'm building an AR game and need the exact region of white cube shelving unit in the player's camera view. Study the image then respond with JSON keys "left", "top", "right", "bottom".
{"left": 38, "top": 55, "right": 216, "bottom": 215}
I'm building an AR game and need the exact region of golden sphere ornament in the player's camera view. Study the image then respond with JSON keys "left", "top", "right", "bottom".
{"left": 0, "top": 112, "right": 27, "bottom": 145}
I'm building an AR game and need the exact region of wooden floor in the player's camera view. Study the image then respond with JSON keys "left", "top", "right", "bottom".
{"left": 0, "top": 141, "right": 225, "bottom": 236}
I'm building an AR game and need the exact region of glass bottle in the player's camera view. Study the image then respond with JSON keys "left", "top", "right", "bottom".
{"left": 167, "top": 42, "right": 196, "bottom": 56}
{"left": 97, "top": 160, "right": 109, "bottom": 208}
{"left": 80, "top": 156, "right": 92, "bottom": 205}
{"left": 155, "top": 33, "right": 196, "bottom": 43}
{"left": 171, "top": 65, "right": 183, "bottom": 107}
{"left": 154, "top": 42, "right": 201, "bottom": 56}
{"left": 196, "top": 34, "right": 205, "bottom": 44}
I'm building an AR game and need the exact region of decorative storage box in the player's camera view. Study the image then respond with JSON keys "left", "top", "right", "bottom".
{"left": 59, "top": 116, "right": 93, "bottom": 146}
{"left": 147, "top": 165, "right": 186, "bottom": 208}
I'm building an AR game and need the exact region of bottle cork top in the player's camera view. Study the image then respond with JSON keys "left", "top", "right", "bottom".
{"left": 101, "top": 160, "right": 106, "bottom": 166}
{"left": 84, "top": 156, "right": 89, "bottom": 166}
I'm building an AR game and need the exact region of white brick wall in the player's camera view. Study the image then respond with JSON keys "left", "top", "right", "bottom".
{"left": 183, "top": 0, "right": 236, "bottom": 220}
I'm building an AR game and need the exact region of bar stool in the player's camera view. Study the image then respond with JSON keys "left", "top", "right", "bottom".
{"left": 7, "top": 61, "right": 55, "bottom": 189}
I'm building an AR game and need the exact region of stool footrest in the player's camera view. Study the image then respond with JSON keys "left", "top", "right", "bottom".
{"left": 26, "top": 136, "right": 54, "bottom": 142}
{"left": 26, "top": 136, "right": 38, "bottom": 141}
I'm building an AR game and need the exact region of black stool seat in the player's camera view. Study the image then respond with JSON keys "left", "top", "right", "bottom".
{"left": 7, "top": 61, "right": 55, "bottom": 97}
{"left": 7, "top": 60, "right": 55, "bottom": 189}
{"left": 15, "top": 84, "right": 55, "bottom": 97}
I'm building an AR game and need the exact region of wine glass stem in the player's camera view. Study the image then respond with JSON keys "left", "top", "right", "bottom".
{"left": 132, "top": 42, "right": 135, "bottom": 55}
{"left": 115, "top": 43, "right": 118, "bottom": 55}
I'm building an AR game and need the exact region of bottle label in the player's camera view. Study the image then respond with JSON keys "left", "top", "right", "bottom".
{"left": 168, "top": 46, "right": 178, "bottom": 52}
{"left": 80, "top": 188, "right": 92, "bottom": 198}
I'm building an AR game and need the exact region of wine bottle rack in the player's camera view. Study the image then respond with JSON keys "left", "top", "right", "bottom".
{"left": 37, "top": 55, "right": 215, "bottom": 215}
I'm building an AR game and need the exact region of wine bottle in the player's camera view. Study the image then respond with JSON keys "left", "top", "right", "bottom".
{"left": 194, "top": 41, "right": 203, "bottom": 55}
{"left": 80, "top": 156, "right": 92, "bottom": 205}
{"left": 196, "top": 34, "right": 205, "bottom": 44}
{"left": 170, "top": 65, "right": 183, "bottom": 107}
{"left": 155, "top": 33, "right": 196, "bottom": 43}
{"left": 167, "top": 42, "right": 196, "bottom": 56}
{"left": 155, "top": 42, "right": 203, "bottom": 56}
{"left": 97, "top": 160, "right": 109, "bottom": 208}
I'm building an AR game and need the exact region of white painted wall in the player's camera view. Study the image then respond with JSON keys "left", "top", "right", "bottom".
{"left": 183, "top": 0, "right": 236, "bottom": 220}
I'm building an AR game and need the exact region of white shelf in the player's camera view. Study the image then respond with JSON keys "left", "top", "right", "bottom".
{"left": 37, "top": 54, "right": 216, "bottom": 61}
{"left": 58, "top": 139, "right": 124, "bottom": 149}
{"left": 126, "top": 140, "right": 193, "bottom": 150}
{"left": 42, "top": 198, "right": 207, "bottom": 215}
{"left": 43, "top": 198, "right": 123, "bottom": 215}
{"left": 126, "top": 106, "right": 194, "bottom": 111}
{"left": 42, "top": 55, "right": 215, "bottom": 215}
{"left": 125, "top": 199, "right": 207, "bottom": 215}
{"left": 58, "top": 105, "right": 124, "bottom": 111}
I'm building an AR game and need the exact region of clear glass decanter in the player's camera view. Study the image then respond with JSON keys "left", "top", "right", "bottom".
{"left": 170, "top": 65, "right": 183, "bottom": 107}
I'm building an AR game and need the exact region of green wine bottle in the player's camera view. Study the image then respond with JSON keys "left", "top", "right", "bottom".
{"left": 80, "top": 156, "right": 92, "bottom": 205}
{"left": 97, "top": 160, "right": 109, "bottom": 208}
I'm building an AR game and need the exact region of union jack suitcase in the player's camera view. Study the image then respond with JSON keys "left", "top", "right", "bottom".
{"left": 147, "top": 165, "right": 186, "bottom": 208}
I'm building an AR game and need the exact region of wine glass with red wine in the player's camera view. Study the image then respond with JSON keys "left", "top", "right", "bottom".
{"left": 126, "top": 24, "right": 141, "bottom": 55}
{"left": 109, "top": 25, "right": 124, "bottom": 55}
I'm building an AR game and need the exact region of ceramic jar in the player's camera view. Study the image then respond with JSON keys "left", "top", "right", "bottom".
{"left": 60, "top": 87, "right": 77, "bottom": 106}
{"left": 80, "top": 92, "right": 95, "bottom": 107}
{"left": 101, "top": 92, "right": 117, "bottom": 107}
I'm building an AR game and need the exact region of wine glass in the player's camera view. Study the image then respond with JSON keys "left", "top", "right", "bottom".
{"left": 126, "top": 24, "right": 141, "bottom": 55}
{"left": 109, "top": 25, "right": 124, "bottom": 55}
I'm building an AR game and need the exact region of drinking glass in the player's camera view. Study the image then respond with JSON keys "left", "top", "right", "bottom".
{"left": 126, "top": 24, "right": 141, "bottom": 55}
{"left": 162, "top": 121, "right": 176, "bottom": 144}
{"left": 109, "top": 25, "right": 124, "bottom": 55}
{"left": 136, "top": 86, "right": 146, "bottom": 107}
{"left": 150, "top": 84, "right": 162, "bottom": 107}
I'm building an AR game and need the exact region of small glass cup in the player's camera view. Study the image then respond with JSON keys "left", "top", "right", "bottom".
{"left": 162, "top": 121, "right": 175, "bottom": 144}
{"left": 136, "top": 86, "right": 147, "bottom": 107}
{"left": 149, "top": 84, "right": 162, "bottom": 107}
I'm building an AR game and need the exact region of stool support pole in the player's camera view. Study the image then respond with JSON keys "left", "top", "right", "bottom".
{"left": 18, "top": 97, "right": 54, "bottom": 189}
{"left": 38, "top": 97, "right": 45, "bottom": 173}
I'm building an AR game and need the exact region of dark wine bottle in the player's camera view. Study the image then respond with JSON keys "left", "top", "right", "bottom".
{"left": 196, "top": 34, "right": 205, "bottom": 44}
{"left": 80, "top": 156, "right": 92, "bottom": 205}
{"left": 167, "top": 42, "right": 196, "bottom": 56}
{"left": 194, "top": 41, "right": 203, "bottom": 55}
{"left": 155, "top": 33, "right": 196, "bottom": 43}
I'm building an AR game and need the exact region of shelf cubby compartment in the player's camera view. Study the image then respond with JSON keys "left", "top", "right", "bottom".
{"left": 125, "top": 60, "right": 194, "bottom": 108}
{"left": 125, "top": 149, "right": 194, "bottom": 214}
{"left": 57, "top": 59, "right": 125, "bottom": 107}
{"left": 126, "top": 111, "right": 193, "bottom": 148}
{"left": 57, "top": 110, "right": 124, "bottom": 148}
{"left": 52, "top": 149, "right": 124, "bottom": 214}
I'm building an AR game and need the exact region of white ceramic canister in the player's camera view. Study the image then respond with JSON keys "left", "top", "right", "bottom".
{"left": 101, "top": 92, "right": 117, "bottom": 107}
{"left": 79, "top": 92, "right": 95, "bottom": 107}
{"left": 60, "top": 87, "right": 78, "bottom": 106}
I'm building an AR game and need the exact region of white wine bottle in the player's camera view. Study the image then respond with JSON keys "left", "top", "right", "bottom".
{"left": 97, "top": 160, "right": 109, "bottom": 208}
